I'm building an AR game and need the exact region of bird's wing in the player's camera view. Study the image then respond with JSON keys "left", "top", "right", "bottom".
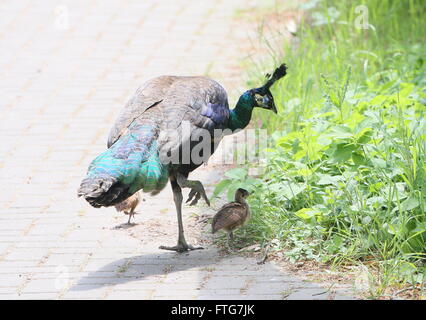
{"left": 154, "top": 76, "right": 230, "bottom": 166}
{"left": 107, "top": 76, "right": 179, "bottom": 148}
{"left": 212, "top": 202, "right": 245, "bottom": 232}
{"left": 107, "top": 76, "right": 230, "bottom": 170}
{"left": 159, "top": 76, "right": 229, "bottom": 130}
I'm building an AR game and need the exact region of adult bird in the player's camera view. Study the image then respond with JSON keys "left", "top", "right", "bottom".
{"left": 78, "top": 64, "right": 287, "bottom": 252}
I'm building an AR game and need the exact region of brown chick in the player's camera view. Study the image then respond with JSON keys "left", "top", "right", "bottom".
{"left": 114, "top": 192, "right": 140, "bottom": 224}
{"left": 212, "top": 188, "right": 250, "bottom": 250}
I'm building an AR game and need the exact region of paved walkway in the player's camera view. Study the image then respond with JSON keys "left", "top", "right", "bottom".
{"left": 0, "top": 0, "right": 354, "bottom": 299}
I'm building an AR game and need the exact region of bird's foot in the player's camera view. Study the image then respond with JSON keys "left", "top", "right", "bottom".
{"left": 226, "top": 243, "right": 235, "bottom": 253}
{"left": 227, "top": 247, "right": 236, "bottom": 253}
{"left": 159, "top": 243, "right": 204, "bottom": 253}
{"left": 177, "top": 174, "right": 210, "bottom": 206}
{"left": 226, "top": 233, "right": 235, "bottom": 252}
{"left": 186, "top": 188, "right": 210, "bottom": 206}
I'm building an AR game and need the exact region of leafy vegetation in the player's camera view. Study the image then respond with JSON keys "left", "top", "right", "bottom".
{"left": 216, "top": 0, "right": 426, "bottom": 297}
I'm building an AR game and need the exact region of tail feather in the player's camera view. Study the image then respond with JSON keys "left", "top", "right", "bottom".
{"left": 78, "top": 124, "right": 168, "bottom": 208}
{"left": 77, "top": 175, "right": 130, "bottom": 208}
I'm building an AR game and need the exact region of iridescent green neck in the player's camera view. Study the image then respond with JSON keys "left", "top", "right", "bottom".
{"left": 228, "top": 91, "right": 255, "bottom": 131}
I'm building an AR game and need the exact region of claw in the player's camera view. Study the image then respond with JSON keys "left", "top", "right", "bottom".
{"left": 189, "top": 193, "right": 201, "bottom": 206}
{"left": 186, "top": 190, "right": 210, "bottom": 206}
{"left": 177, "top": 174, "right": 210, "bottom": 207}
{"left": 186, "top": 189, "right": 197, "bottom": 204}
{"left": 204, "top": 195, "right": 211, "bottom": 206}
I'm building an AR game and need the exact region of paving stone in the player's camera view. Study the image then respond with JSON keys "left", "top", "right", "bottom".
{"left": 286, "top": 287, "right": 337, "bottom": 300}
{"left": 43, "top": 253, "right": 89, "bottom": 268}
{"left": 20, "top": 279, "right": 63, "bottom": 294}
{"left": 61, "top": 286, "right": 109, "bottom": 299}
{"left": 245, "top": 281, "right": 295, "bottom": 295}
{"left": 0, "top": 274, "right": 27, "bottom": 287}
{"left": 110, "top": 278, "right": 165, "bottom": 290}
{"left": 152, "top": 290, "right": 199, "bottom": 300}
{"left": 203, "top": 276, "right": 251, "bottom": 290}
{"left": 0, "top": 293, "right": 23, "bottom": 299}
{"left": 106, "top": 289, "right": 154, "bottom": 300}
{"left": 3, "top": 248, "right": 49, "bottom": 261}
{"left": 13, "top": 292, "right": 59, "bottom": 300}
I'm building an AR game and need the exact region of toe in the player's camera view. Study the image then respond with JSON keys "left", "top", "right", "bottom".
{"left": 186, "top": 190, "right": 196, "bottom": 203}
{"left": 189, "top": 193, "right": 201, "bottom": 206}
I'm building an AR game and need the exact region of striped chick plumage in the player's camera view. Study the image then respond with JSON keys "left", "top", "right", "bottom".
{"left": 114, "top": 191, "right": 141, "bottom": 224}
{"left": 212, "top": 188, "right": 250, "bottom": 249}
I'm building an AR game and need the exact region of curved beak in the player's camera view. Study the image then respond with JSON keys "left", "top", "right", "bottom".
{"left": 255, "top": 88, "right": 278, "bottom": 114}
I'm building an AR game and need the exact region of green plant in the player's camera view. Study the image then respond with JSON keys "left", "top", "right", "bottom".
{"left": 212, "top": 167, "right": 262, "bottom": 201}
{"left": 218, "top": 0, "right": 426, "bottom": 297}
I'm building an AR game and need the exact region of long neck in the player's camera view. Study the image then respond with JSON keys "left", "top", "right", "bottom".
{"left": 227, "top": 93, "right": 254, "bottom": 131}
{"left": 235, "top": 194, "right": 250, "bottom": 219}
{"left": 235, "top": 192, "right": 247, "bottom": 205}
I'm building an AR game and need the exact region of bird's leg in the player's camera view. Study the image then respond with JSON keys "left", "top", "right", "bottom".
{"left": 159, "top": 178, "right": 203, "bottom": 252}
{"left": 125, "top": 208, "right": 136, "bottom": 225}
{"left": 176, "top": 173, "right": 210, "bottom": 206}
{"left": 227, "top": 232, "right": 235, "bottom": 252}
{"left": 127, "top": 211, "right": 133, "bottom": 224}
{"left": 123, "top": 210, "right": 131, "bottom": 225}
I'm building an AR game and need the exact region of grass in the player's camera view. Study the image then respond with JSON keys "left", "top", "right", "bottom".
{"left": 216, "top": 0, "right": 426, "bottom": 298}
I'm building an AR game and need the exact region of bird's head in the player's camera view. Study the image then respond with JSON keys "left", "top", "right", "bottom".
{"left": 252, "top": 88, "right": 277, "bottom": 114}
{"left": 235, "top": 188, "right": 250, "bottom": 199}
{"left": 251, "top": 63, "right": 287, "bottom": 114}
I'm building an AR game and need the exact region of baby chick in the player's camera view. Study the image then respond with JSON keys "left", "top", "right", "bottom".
{"left": 212, "top": 188, "right": 250, "bottom": 250}
{"left": 114, "top": 192, "right": 140, "bottom": 224}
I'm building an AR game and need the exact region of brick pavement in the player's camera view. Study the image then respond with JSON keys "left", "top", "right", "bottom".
{"left": 0, "top": 0, "right": 355, "bottom": 299}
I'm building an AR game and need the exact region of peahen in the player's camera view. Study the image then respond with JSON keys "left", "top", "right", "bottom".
{"left": 78, "top": 64, "right": 287, "bottom": 252}
{"left": 212, "top": 188, "right": 250, "bottom": 250}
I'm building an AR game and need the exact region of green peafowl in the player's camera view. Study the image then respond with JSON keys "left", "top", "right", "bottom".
{"left": 212, "top": 188, "right": 250, "bottom": 250}
{"left": 78, "top": 64, "right": 287, "bottom": 252}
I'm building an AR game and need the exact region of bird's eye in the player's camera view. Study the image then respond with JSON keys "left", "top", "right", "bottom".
{"left": 254, "top": 94, "right": 263, "bottom": 103}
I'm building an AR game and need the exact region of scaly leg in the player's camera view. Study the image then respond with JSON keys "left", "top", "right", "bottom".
{"left": 127, "top": 211, "right": 133, "bottom": 224}
{"left": 176, "top": 173, "right": 210, "bottom": 206}
{"left": 227, "top": 231, "right": 235, "bottom": 252}
{"left": 159, "top": 177, "right": 203, "bottom": 252}
{"left": 125, "top": 207, "right": 137, "bottom": 225}
{"left": 122, "top": 210, "right": 131, "bottom": 225}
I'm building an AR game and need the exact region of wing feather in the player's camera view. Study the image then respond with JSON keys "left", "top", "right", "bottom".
{"left": 108, "top": 75, "right": 231, "bottom": 170}
{"left": 107, "top": 76, "right": 178, "bottom": 148}
{"left": 212, "top": 202, "right": 246, "bottom": 233}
